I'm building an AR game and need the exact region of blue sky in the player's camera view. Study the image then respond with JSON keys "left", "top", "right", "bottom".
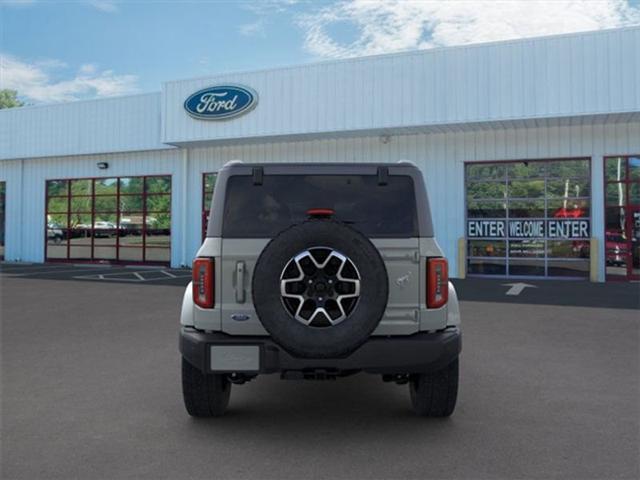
{"left": 2, "top": 0, "right": 640, "bottom": 104}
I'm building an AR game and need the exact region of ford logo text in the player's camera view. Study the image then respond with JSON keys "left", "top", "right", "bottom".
{"left": 184, "top": 85, "right": 258, "bottom": 120}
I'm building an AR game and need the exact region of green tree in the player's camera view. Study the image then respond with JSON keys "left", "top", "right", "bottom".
{"left": 0, "top": 89, "right": 24, "bottom": 109}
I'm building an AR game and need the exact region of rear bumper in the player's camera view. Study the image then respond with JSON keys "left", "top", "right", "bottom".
{"left": 180, "top": 327, "right": 461, "bottom": 375}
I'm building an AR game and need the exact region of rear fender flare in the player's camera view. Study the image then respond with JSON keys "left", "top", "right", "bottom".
{"left": 181, "top": 282, "right": 195, "bottom": 327}
{"left": 446, "top": 281, "right": 461, "bottom": 327}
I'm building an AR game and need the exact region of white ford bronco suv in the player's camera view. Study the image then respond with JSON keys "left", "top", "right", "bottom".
{"left": 180, "top": 161, "right": 461, "bottom": 417}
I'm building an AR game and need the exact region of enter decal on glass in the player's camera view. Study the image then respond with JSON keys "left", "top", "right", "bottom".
{"left": 467, "top": 219, "right": 590, "bottom": 239}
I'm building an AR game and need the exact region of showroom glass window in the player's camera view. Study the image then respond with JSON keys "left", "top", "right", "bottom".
{"left": 604, "top": 156, "right": 640, "bottom": 280}
{"left": 465, "top": 159, "right": 591, "bottom": 278}
{"left": 45, "top": 175, "right": 171, "bottom": 264}
{"left": 202, "top": 172, "right": 217, "bottom": 240}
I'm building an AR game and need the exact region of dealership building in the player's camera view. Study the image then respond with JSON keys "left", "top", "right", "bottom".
{"left": 1, "top": 27, "right": 639, "bottom": 281}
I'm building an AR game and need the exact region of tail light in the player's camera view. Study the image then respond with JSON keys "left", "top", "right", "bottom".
{"left": 427, "top": 258, "right": 448, "bottom": 309}
{"left": 306, "top": 208, "right": 335, "bottom": 218}
{"left": 193, "top": 257, "right": 214, "bottom": 308}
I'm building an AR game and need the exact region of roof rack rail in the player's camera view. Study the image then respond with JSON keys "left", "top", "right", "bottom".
{"left": 397, "top": 159, "right": 417, "bottom": 167}
{"left": 224, "top": 159, "right": 244, "bottom": 167}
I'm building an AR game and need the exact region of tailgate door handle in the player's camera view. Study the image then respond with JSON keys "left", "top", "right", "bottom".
{"left": 235, "top": 261, "right": 246, "bottom": 303}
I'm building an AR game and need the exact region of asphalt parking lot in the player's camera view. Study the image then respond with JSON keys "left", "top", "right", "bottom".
{"left": 0, "top": 262, "right": 191, "bottom": 286}
{"left": 1, "top": 263, "right": 639, "bottom": 479}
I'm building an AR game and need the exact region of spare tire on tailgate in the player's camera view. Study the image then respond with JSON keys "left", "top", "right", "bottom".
{"left": 252, "top": 219, "right": 388, "bottom": 358}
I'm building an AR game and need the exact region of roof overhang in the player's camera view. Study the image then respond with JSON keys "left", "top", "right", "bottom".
{"left": 164, "top": 111, "right": 640, "bottom": 149}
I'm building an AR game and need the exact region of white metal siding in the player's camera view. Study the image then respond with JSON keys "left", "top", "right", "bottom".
{"left": 185, "top": 121, "right": 640, "bottom": 281}
{"left": 1, "top": 121, "right": 638, "bottom": 281}
{"left": 163, "top": 28, "right": 640, "bottom": 145}
{"left": 0, "top": 149, "right": 184, "bottom": 265}
{"left": 0, "top": 93, "right": 170, "bottom": 161}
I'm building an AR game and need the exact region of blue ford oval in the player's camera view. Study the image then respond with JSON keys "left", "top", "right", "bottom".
{"left": 184, "top": 85, "right": 258, "bottom": 120}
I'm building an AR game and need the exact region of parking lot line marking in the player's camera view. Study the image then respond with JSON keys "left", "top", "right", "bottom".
{"left": 161, "top": 270, "right": 176, "bottom": 278}
{"left": 153, "top": 274, "right": 192, "bottom": 281}
{"left": 73, "top": 274, "right": 141, "bottom": 282}
{"left": 73, "top": 271, "right": 145, "bottom": 282}
{"left": 71, "top": 270, "right": 192, "bottom": 282}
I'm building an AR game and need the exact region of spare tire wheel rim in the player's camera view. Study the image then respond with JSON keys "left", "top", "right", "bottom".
{"left": 280, "top": 247, "right": 361, "bottom": 327}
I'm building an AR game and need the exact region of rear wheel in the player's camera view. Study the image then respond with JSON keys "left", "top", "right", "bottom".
{"left": 409, "top": 358, "right": 459, "bottom": 417}
{"left": 182, "top": 358, "right": 231, "bottom": 417}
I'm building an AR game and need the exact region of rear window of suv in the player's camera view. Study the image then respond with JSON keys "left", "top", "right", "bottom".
{"left": 221, "top": 174, "right": 418, "bottom": 238}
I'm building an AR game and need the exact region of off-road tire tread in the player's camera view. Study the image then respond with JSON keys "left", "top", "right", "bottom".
{"left": 182, "top": 358, "right": 231, "bottom": 417}
{"left": 409, "top": 358, "right": 459, "bottom": 417}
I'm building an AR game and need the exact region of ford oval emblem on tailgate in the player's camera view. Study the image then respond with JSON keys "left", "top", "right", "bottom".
{"left": 231, "top": 313, "right": 251, "bottom": 322}
{"left": 184, "top": 85, "right": 258, "bottom": 120}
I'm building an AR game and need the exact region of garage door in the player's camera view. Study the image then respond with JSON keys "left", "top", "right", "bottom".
{"left": 46, "top": 176, "right": 171, "bottom": 264}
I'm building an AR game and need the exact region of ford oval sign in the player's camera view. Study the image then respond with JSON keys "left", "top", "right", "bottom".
{"left": 184, "top": 85, "right": 258, "bottom": 120}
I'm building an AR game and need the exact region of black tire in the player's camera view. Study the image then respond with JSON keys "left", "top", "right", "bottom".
{"left": 409, "top": 358, "right": 459, "bottom": 417}
{"left": 252, "top": 219, "right": 388, "bottom": 358}
{"left": 182, "top": 358, "right": 231, "bottom": 417}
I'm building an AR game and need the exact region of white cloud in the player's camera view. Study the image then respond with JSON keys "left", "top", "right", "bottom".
{"left": 299, "top": 0, "right": 640, "bottom": 58}
{"left": 243, "top": 0, "right": 300, "bottom": 15}
{"left": 78, "top": 63, "right": 98, "bottom": 75}
{"left": 239, "top": 1, "right": 300, "bottom": 36}
{"left": 86, "top": 0, "right": 119, "bottom": 13}
{"left": 0, "top": 53, "right": 138, "bottom": 103}
{"left": 239, "top": 19, "right": 266, "bottom": 37}
{"left": 33, "top": 58, "right": 68, "bottom": 69}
